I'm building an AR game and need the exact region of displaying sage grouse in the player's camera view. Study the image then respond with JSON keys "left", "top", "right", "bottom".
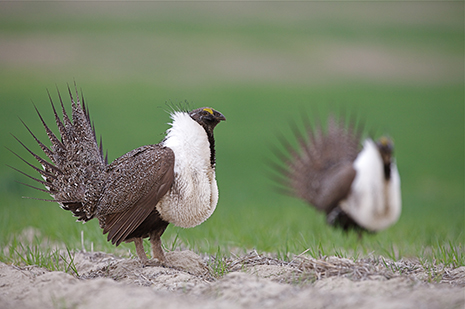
{"left": 275, "top": 115, "right": 401, "bottom": 233}
{"left": 12, "top": 86, "right": 225, "bottom": 263}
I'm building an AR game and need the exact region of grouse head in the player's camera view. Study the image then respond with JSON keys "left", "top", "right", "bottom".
{"left": 187, "top": 107, "right": 225, "bottom": 168}
{"left": 376, "top": 136, "right": 394, "bottom": 165}
{"left": 189, "top": 107, "right": 226, "bottom": 133}
{"left": 376, "top": 136, "right": 394, "bottom": 180}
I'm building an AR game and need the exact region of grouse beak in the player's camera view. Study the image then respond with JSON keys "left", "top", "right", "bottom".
{"left": 204, "top": 108, "right": 226, "bottom": 122}
{"left": 214, "top": 110, "right": 226, "bottom": 122}
{"left": 190, "top": 107, "right": 226, "bottom": 128}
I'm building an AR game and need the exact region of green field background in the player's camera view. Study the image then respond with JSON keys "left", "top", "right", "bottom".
{"left": 0, "top": 2, "right": 463, "bottom": 263}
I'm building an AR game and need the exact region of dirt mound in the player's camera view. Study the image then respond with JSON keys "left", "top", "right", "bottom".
{"left": 1, "top": 250, "right": 464, "bottom": 309}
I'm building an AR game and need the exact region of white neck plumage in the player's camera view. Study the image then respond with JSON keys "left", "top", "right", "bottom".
{"left": 156, "top": 111, "right": 219, "bottom": 228}
{"left": 162, "top": 111, "right": 211, "bottom": 172}
{"left": 341, "top": 139, "right": 402, "bottom": 231}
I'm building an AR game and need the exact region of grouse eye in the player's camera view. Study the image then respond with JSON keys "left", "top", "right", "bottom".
{"left": 202, "top": 110, "right": 215, "bottom": 122}
{"left": 204, "top": 114, "right": 214, "bottom": 121}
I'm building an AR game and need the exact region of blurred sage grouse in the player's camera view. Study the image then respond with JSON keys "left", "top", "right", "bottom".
{"left": 12, "top": 86, "right": 225, "bottom": 263}
{"left": 275, "top": 115, "right": 401, "bottom": 233}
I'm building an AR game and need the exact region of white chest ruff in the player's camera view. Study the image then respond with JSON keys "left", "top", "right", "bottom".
{"left": 155, "top": 112, "right": 219, "bottom": 228}
{"left": 340, "top": 139, "right": 402, "bottom": 231}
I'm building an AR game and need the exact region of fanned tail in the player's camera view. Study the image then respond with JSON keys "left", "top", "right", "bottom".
{"left": 273, "top": 114, "right": 363, "bottom": 211}
{"left": 12, "top": 84, "right": 107, "bottom": 222}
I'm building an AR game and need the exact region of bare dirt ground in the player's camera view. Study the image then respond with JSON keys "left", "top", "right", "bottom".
{"left": 1, "top": 249, "right": 464, "bottom": 309}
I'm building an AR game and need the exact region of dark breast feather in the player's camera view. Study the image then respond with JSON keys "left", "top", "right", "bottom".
{"left": 327, "top": 205, "right": 369, "bottom": 232}
{"left": 98, "top": 144, "right": 175, "bottom": 246}
{"left": 125, "top": 208, "right": 169, "bottom": 241}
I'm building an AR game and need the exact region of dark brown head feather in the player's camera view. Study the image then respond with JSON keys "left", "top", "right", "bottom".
{"left": 188, "top": 107, "right": 226, "bottom": 167}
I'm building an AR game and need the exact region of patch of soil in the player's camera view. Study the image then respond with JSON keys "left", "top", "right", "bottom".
{"left": 0, "top": 250, "right": 464, "bottom": 309}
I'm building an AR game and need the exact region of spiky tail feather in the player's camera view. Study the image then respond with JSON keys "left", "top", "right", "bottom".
{"left": 11, "top": 84, "right": 107, "bottom": 222}
{"left": 273, "top": 115, "right": 363, "bottom": 211}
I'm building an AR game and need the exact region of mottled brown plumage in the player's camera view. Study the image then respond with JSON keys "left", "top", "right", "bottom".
{"left": 12, "top": 84, "right": 225, "bottom": 264}
{"left": 99, "top": 145, "right": 175, "bottom": 247}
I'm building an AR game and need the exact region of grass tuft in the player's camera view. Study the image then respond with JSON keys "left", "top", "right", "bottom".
{"left": 1, "top": 235, "right": 79, "bottom": 276}
{"left": 207, "top": 246, "right": 231, "bottom": 278}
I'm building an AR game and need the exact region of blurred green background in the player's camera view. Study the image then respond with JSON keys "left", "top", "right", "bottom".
{"left": 0, "top": 2, "right": 463, "bottom": 261}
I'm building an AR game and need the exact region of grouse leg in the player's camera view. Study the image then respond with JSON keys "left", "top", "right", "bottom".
{"left": 133, "top": 237, "right": 149, "bottom": 263}
{"left": 149, "top": 223, "right": 169, "bottom": 263}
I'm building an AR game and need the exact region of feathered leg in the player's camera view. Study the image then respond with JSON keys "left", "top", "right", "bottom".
{"left": 133, "top": 237, "right": 149, "bottom": 263}
{"left": 149, "top": 223, "right": 169, "bottom": 263}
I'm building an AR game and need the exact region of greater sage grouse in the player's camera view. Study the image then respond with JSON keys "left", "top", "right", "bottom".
{"left": 275, "top": 115, "right": 401, "bottom": 233}
{"left": 12, "top": 86, "right": 226, "bottom": 263}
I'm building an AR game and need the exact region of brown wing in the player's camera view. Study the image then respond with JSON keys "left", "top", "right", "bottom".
{"left": 314, "top": 163, "right": 356, "bottom": 213}
{"left": 278, "top": 115, "right": 361, "bottom": 213}
{"left": 98, "top": 144, "right": 174, "bottom": 246}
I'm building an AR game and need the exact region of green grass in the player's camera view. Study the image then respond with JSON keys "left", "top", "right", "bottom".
{"left": 3, "top": 235, "right": 78, "bottom": 275}
{"left": 0, "top": 2, "right": 463, "bottom": 271}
